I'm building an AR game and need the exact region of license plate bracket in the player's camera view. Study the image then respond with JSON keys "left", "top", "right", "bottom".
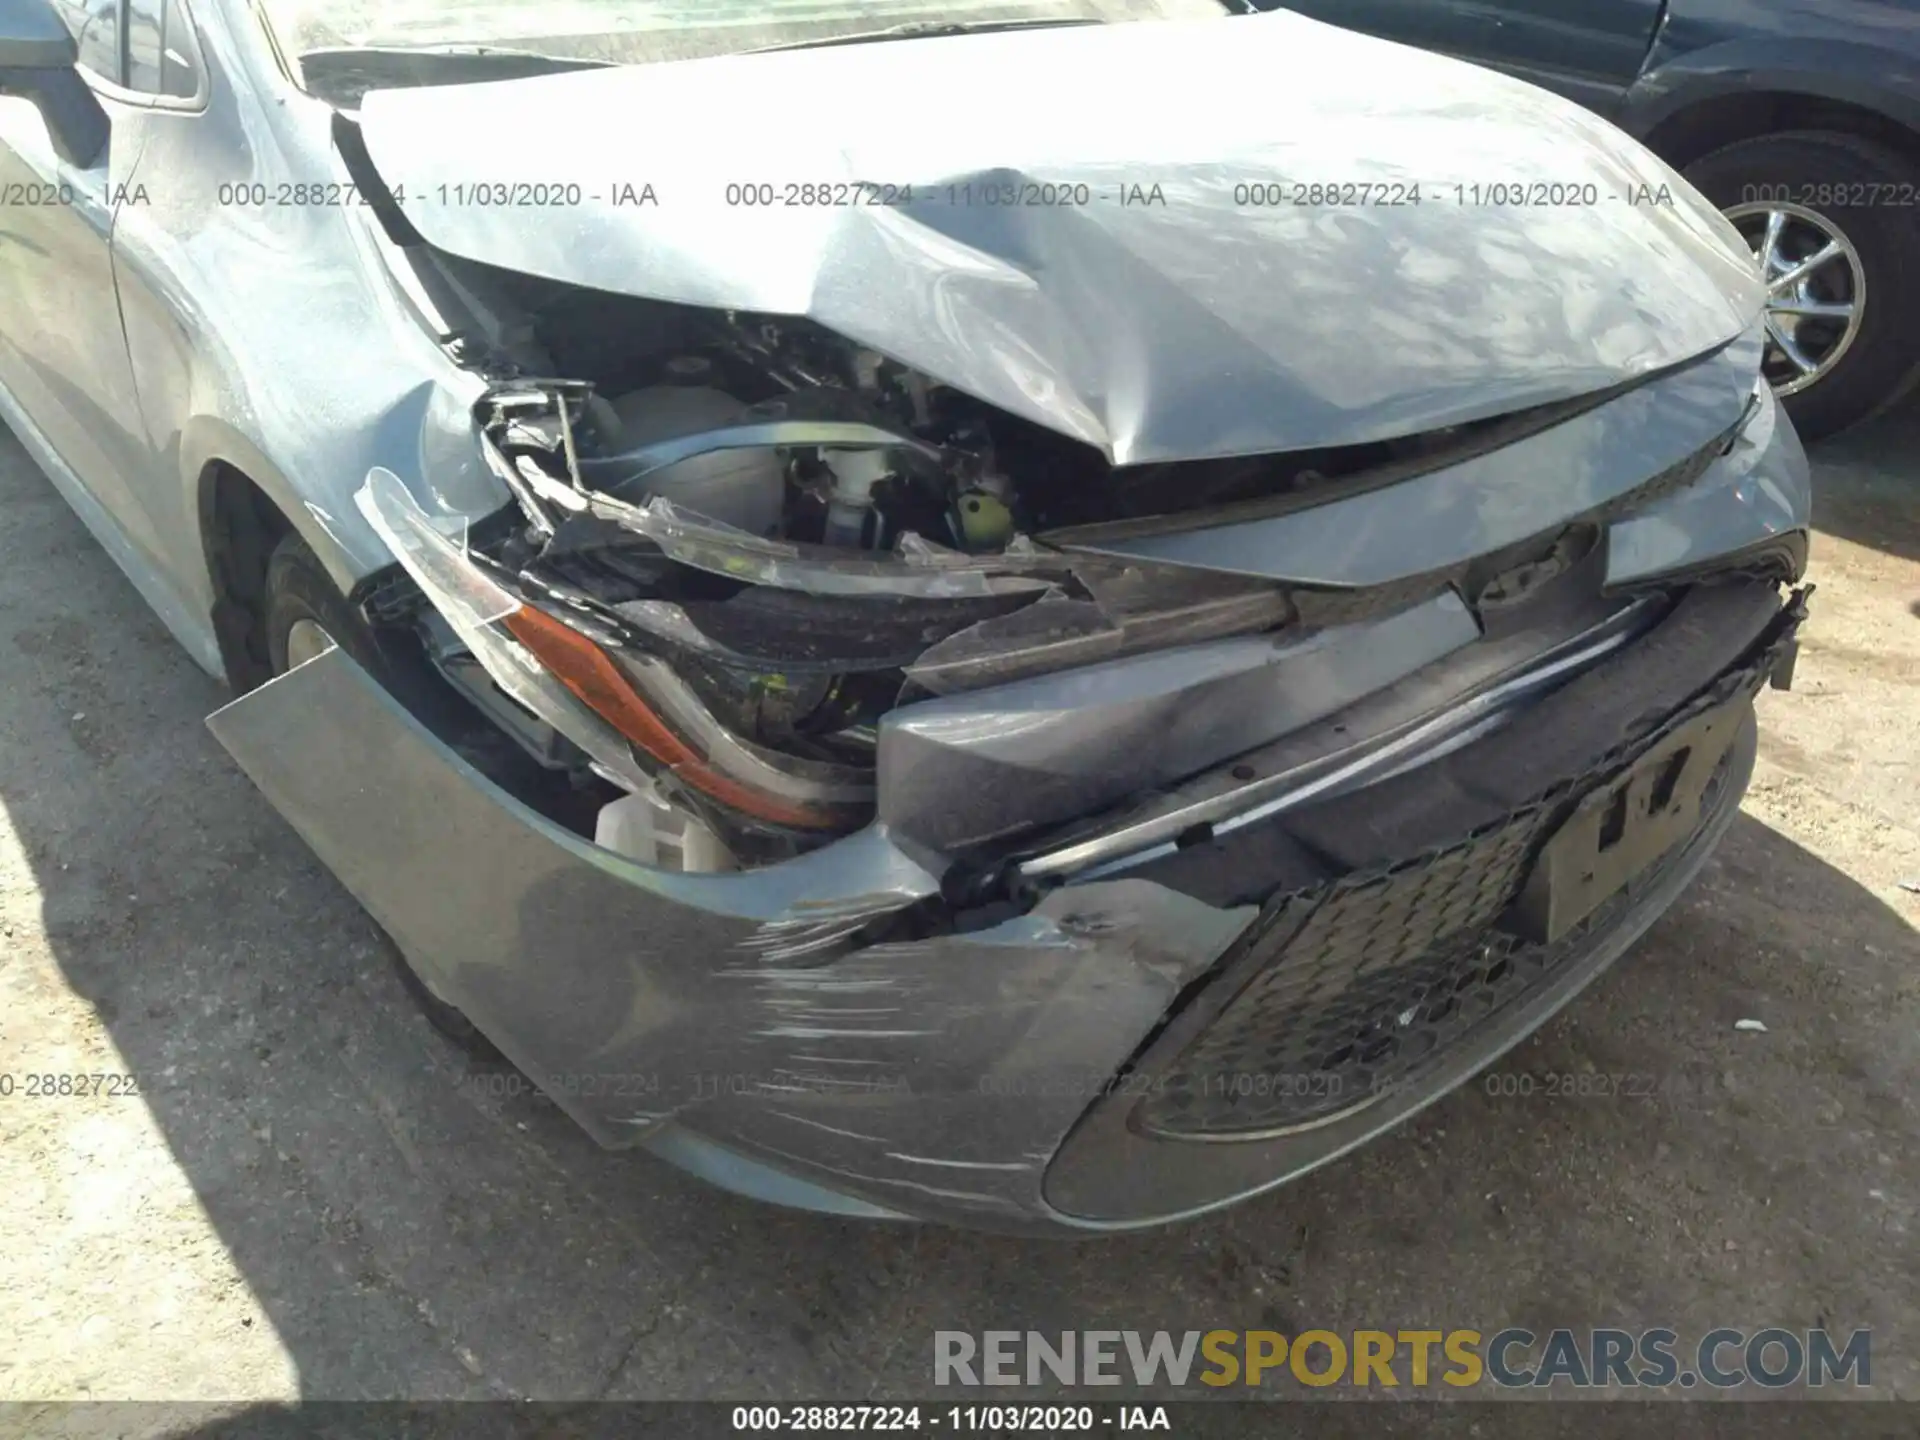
{"left": 1506, "top": 696, "right": 1749, "bottom": 944}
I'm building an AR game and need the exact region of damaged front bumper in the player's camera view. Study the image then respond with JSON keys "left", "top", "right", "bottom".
{"left": 209, "top": 640, "right": 1257, "bottom": 1227}
{"left": 206, "top": 293, "right": 1813, "bottom": 1230}
{"left": 208, "top": 544, "right": 1807, "bottom": 1231}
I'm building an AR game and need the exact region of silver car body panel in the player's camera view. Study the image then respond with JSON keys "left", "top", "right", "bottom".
{"left": 0, "top": 0, "right": 1815, "bottom": 1229}
{"left": 207, "top": 645, "right": 1262, "bottom": 1226}
{"left": 876, "top": 591, "right": 1480, "bottom": 851}
{"left": 354, "top": 11, "right": 1762, "bottom": 465}
{"left": 21, "top": 0, "right": 513, "bottom": 668}
{"left": 207, "top": 570, "right": 1793, "bottom": 1228}
{"left": 1066, "top": 328, "right": 1760, "bottom": 583}
{"left": 1603, "top": 379, "right": 1810, "bottom": 587}
{"left": 0, "top": 376, "right": 225, "bottom": 674}
{"left": 3, "top": 0, "right": 1787, "bottom": 657}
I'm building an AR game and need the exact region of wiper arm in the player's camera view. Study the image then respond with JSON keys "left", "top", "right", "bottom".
{"left": 744, "top": 17, "right": 1101, "bottom": 55}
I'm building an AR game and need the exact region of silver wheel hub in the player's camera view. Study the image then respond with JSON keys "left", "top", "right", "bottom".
{"left": 1723, "top": 200, "right": 1866, "bottom": 397}
{"left": 284, "top": 618, "right": 337, "bottom": 670}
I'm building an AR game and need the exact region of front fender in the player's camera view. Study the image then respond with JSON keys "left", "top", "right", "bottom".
{"left": 181, "top": 378, "right": 500, "bottom": 603}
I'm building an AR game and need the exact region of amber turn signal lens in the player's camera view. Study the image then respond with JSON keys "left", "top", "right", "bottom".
{"left": 502, "top": 605, "right": 834, "bottom": 828}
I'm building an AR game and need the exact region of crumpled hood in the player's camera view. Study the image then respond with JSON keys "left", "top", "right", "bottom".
{"left": 355, "top": 12, "right": 1763, "bottom": 464}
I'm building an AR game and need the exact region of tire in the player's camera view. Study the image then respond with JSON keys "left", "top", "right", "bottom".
{"left": 262, "top": 531, "right": 506, "bottom": 1064}
{"left": 1684, "top": 131, "right": 1920, "bottom": 441}
{"left": 263, "top": 529, "right": 394, "bottom": 681}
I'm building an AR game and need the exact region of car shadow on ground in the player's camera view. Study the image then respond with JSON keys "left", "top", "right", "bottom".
{"left": 2, "top": 422, "right": 1915, "bottom": 1415}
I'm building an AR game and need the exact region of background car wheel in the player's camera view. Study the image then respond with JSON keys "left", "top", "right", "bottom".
{"left": 1685, "top": 131, "right": 1920, "bottom": 440}
{"left": 261, "top": 530, "right": 507, "bottom": 1064}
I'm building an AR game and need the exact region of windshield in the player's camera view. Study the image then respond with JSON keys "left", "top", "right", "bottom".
{"left": 266, "top": 1, "right": 1230, "bottom": 83}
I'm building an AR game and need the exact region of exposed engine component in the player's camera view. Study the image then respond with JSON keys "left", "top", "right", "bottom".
{"left": 955, "top": 482, "right": 1015, "bottom": 551}
{"left": 821, "top": 448, "right": 895, "bottom": 550}
{"left": 579, "top": 384, "right": 784, "bottom": 537}
{"left": 404, "top": 303, "right": 1593, "bottom": 862}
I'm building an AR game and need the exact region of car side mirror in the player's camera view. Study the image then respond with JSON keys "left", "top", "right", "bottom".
{"left": 0, "top": 0, "right": 77, "bottom": 67}
{"left": 0, "top": 0, "right": 108, "bottom": 167}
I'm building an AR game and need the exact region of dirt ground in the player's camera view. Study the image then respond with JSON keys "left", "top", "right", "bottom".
{"left": 0, "top": 403, "right": 1914, "bottom": 1425}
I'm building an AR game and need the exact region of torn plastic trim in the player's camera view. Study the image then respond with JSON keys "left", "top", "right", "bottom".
{"left": 496, "top": 528, "right": 1040, "bottom": 679}
{"left": 479, "top": 381, "right": 1302, "bottom": 699}
{"left": 876, "top": 590, "right": 1483, "bottom": 856}
{"left": 355, "top": 468, "right": 871, "bottom": 833}
{"left": 479, "top": 406, "right": 559, "bottom": 540}
{"left": 1014, "top": 593, "right": 1665, "bottom": 883}
{"left": 354, "top": 465, "right": 654, "bottom": 794}
{"left": 504, "top": 517, "right": 1299, "bottom": 700}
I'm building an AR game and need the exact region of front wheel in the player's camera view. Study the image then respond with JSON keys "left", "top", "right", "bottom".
{"left": 1685, "top": 131, "right": 1920, "bottom": 440}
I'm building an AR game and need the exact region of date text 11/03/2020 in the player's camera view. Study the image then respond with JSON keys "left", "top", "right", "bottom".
{"left": 192, "top": 177, "right": 1698, "bottom": 210}
{"left": 730, "top": 1406, "right": 1171, "bottom": 1432}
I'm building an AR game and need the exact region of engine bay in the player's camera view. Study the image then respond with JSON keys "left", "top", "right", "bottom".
{"left": 360, "top": 282, "right": 1324, "bottom": 867}
{"left": 355, "top": 270, "right": 1654, "bottom": 875}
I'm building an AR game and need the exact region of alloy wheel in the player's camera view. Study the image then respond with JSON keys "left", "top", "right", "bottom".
{"left": 1723, "top": 200, "right": 1867, "bottom": 397}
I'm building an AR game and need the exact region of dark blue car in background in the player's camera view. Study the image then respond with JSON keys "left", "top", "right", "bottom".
{"left": 1250, "top": 0, "right": 1920, "bottom": 439}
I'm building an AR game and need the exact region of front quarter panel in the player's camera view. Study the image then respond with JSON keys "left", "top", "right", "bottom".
{"left": 108, "top": 0, "right": 504, "bottom": 627}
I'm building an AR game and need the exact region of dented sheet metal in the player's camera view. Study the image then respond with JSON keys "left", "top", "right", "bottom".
{"left": 1065, "top": 330, "right": 1763, "bottom": 586}
{"left": 207, "top": 647, "right": 1256, "bottom": 1223}
{"left": 878, "top": 590, "right": 1480, "bottom": 851}
{"left": 355, "top": 11, "right": 1761, "bottom": 465}
{"left": 1604, "top": 381, "right": 1813, "bottom": 588}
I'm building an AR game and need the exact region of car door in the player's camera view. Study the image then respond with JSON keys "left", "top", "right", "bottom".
{"left": 1452, "top": 0, "right": 1663, "bottom": 114}
{"left": 0, "top": 0, "right": 163, "bottom": 560}
{"left": 1268, "top": 0, "right": 1662, "bottom": 116}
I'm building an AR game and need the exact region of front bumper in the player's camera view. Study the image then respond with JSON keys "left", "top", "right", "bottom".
{"left": 209, "top": 334, "right": 1811, "bottom": 1232}
{"left": 207, "top": 562, "right": 1803, "bottom": 1232}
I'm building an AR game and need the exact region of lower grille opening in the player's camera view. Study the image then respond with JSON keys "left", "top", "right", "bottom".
{"left": 1135, "top": 737, "right": 1739, "bottom": 1140}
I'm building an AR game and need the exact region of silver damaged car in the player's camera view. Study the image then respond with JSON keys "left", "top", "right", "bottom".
{"left": 0, "top": 0, "right": 1811, "bottom": 1230}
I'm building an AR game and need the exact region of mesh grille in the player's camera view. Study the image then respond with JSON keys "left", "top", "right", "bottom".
{"left": 1136, "top": 727, "right": 1739, "bottom": 1140}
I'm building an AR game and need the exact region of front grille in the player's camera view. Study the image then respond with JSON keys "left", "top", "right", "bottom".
{"left": 1135, "top": 702, "right": 1745, "bottom": 1141}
